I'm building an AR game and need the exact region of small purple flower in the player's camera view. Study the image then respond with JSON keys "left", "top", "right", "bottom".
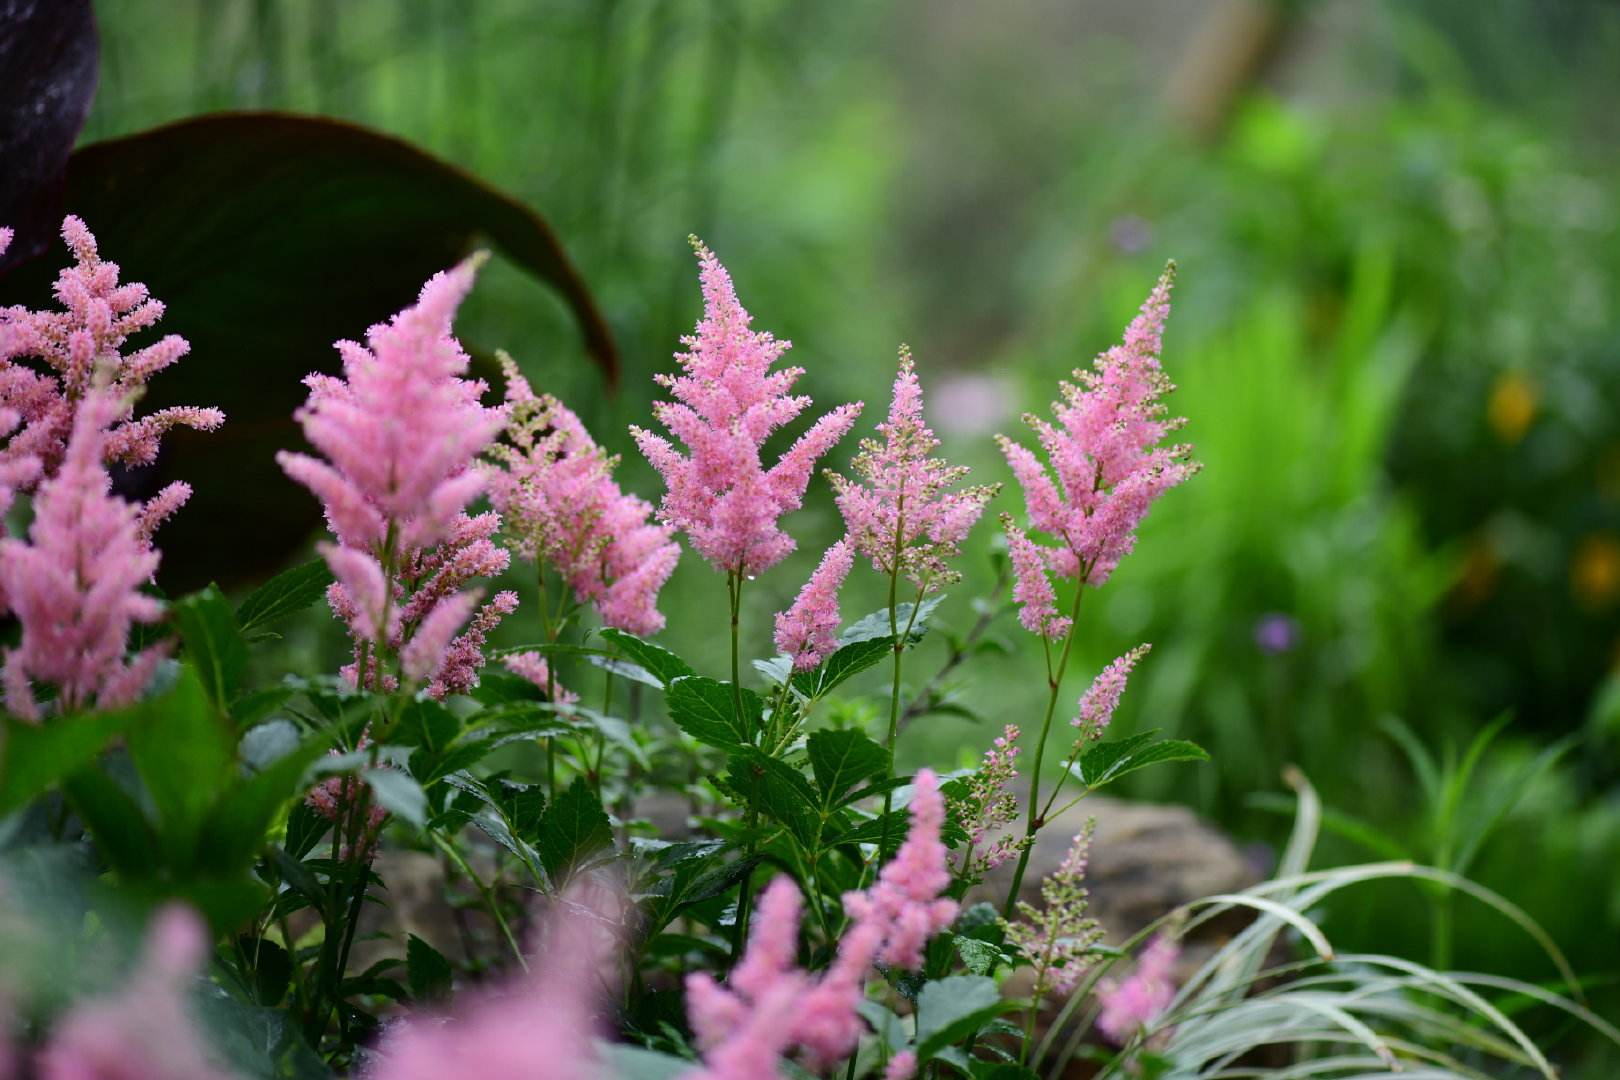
{"left": 1254, "top": 613, "right": 1300, "bottom": 655}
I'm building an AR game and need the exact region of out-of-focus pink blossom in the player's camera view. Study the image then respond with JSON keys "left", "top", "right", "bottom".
{"left": 997, "top": 265, "right": 1195, "bottom": 626}
{"left": 489, "top": 357, "right": 680, "bottom": 636}
{"left": 502, "top": 651, "right": 579, "bottom": 705}
{"left": 632, "top": 239, "right": 861, "bottom": 577}
{"left": 829, "top": 347, "right": 997, "bottom": 590}
{"left": 0, "top": 217, "right": 223, "bottom": 492}
{"left": 0, "top": 392, "right": 167, "bottom": 720}
{"left": 374, "top": 887, "right": 625, "bottom": 1080}
{"left": 684, "top": 770, "right": 958, "bottom": 1076}
{"left": 280, "top": 262, "right": 515, "bottom": 694}
{"left": 36, "top": 905, "right": 231, "bottom": 1080}
{"left": 773, "top": 537, "right": 854, "bottom": 670}
{"left": 884, "top": 1051, "right": 919, "bottom": 1080}
{"left": 1096, "top": 934, "right": 1180, "bottom": 1045}
{"left": 1073, "top": 644, "right": 1150, "bottom": 741}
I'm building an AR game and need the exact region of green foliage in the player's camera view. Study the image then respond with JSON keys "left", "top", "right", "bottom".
{"left": 667, "top": 676, "right": 762, "bottom": 750}
{"left": 236, "top": 559, "right": 336, "bottom": 637}
{"left": 1072, "top": 732, "right": 1210, "bottom": 791}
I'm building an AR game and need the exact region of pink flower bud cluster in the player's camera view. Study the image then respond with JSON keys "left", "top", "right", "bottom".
{"left": 1002, "top": 821, "right": 1103, "bottom": 999}
{"left": 828, "top": 347, "right": 997, "bottom": 590}
{"left": 34, "top": 905, "right": 231, "bottom": 1080}
{"left": 952, "top": 724, "right": 1025, "bottom": 876}
{"left": 1073, "top": 644, "right": 1150, "bottom": 741}
{"left": 502, "top": 651, "right": 580, "bottom": 705}
{"left": 0, "top": 392, "right": 170, "bottom": 719}
{"left": 772, "top": 537, "right": 854, "bottom": 670}
{"left": 632, "top": 239, "right": 861, "bottom": 578}
{"left": 998, "top": 265, "right": 1195, "bottom": 634}
{"left": 488, "top": 356, "right": 679, "bottom": 636}
{"left": 279, "top": 259, "right": 516, "bottom": 693}
{"left": 685, "top": 770, "right": 958, "bottom": 1077}
{"left": 307, "top": 733, "right": 389, "bottom": 861}
{"left": 0, "top": 217, "right": 223, "bottom": 494}
{"left": 1096, "top": 933, "right": 1181, "bottom": 1045}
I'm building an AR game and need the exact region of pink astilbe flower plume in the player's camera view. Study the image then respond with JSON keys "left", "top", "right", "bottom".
{"left": 1096, "top": 933, "right": 1181, "bottom": 1045}
{"left": 633, "top": 238, "right": 861, "bottom": 578}
{"left": 1074, "top": 643, "right": 1150, "bottom": 741}
{"left": 998, "top": 264, "right": 1195, "bottom": 632}
{"left": 279, "top": 258, "right": 517, "bottom": 693}
{"left": 0, "top": 216, "right": 223, "bottom": 492}
{"left": 503, "top": 651, "right": 579, "bottom": 705}
{"left": 36, "top": 905, "right": 233, "bottom": 1080}
{"left": 375, "top": 885, "right": 627, "bottom": 1080}
{"left": 950, "top": 723, "right": 1026, "bottom": 877}
{"left": 829, "top": 347, "right": 998, "bottom": 590}
{"left": 488, "top": 355, "right": 679, "bottom": 635}
{"left": 685, "top": 770, "right": 959, "bottom": 1077}
{"left": 0, "top": 392, "right": 168, "bottom": 720}
{"left": 773, "top": 537, "right": 854, "bottom": 670}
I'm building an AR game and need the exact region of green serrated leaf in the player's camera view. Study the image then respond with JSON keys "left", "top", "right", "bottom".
{"left": 840, "top": 595, "right": 944, "bottom": 646}
{"left": 364, "top": 769, "right": 427, "bottom": 828}
{"left": 807, "top": 728, "right": 889, "bottom": 807}
{"left": 792, "top": 636, "right": 895, "bottom": 699}
{"left": 235, "top": 559, "right": 335, "bottom": 636}
{"left": 175, "top": 584, "right": 249, "bottom": 712}
{"left": 406, "top": 934, "right": 453, "bottom": 1001}
{"left": 726, "top": 749, "right": 821, "bottom": 849}
{"left": 667, "top": 676, "right": 761, "bottom": 750}
{"left": 1075, "top": 731, "right": 1209, "bottom": 790}
{"left": 538, "top": 778, "right": 613, "bottom": 884}
{"left": 596, "top": 629, "right": 695, "bottom": 687}
{"left": 915, "top": 975, "right": 1011, "bottom": 1062}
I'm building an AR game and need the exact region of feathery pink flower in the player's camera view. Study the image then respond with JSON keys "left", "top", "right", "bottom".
{"left": 632, "top": 239, "right": 861, "bottom": 577}
{"left": 374, "top": 886, "right": 624, "bottom": 1080}
{"left": 885, "top": 1051, "right": 919, "bottom": 1080}
{"left": 0, "top": 392, "right": 167, "bottom": 720}
{"left": 1096, "top": 934, "right": 1180, "bottom": 1045}
{"left": 773, "top": 537, "right": 854, "bottom": 670}
{"left": 1002, "top": 822, "right": 1103, "bottom": 999}
{"left": 502, "top": 651, "right": 580, "bottom": 705}
{"left": 36, "top": 905, "right": 230, "bottom": 1080}
{"left": 488, "top": 356, "right": 679, "bottom": 636}
{"left": 1074, "top": 644, "right": 1150, "bottom": 741}
{"left": 997, "top": 264, "right": 1195, "bottom": 627}
{"left": 280, "top": 261, "right": 515, "bottom": 694}
{"left": 685, "top": 770, "right": 958, "bottom": 1076}
{"left": 1003, "top": 515, "right": 1069, "bottom": 639}
{"left": 0, "top": 217, "right": 222, "bottom": 491}
{"left": 952, "top": 724, "right": 1025, "bottom": 876}
{"left": 829, "top": 347, "right": 997, "bottom": 589}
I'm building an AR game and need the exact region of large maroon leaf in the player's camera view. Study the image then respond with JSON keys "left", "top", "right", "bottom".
{"left": 0, "top": 113, "right": 618, "bottom": 589}
{"left": 0, "top": 0, "right": 99, "bottom": 268}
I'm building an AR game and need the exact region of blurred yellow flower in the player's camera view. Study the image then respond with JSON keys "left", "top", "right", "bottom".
{"left": 1572, "top": 532, "right": 1620, "bottom": 609}
{"left": 1487, "top": 372, "right": 1538, "bottom": 444}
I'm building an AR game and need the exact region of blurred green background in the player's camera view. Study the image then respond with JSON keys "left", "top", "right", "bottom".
{"left": 85, "top": 0, "right": 1620, "bottom": 1069}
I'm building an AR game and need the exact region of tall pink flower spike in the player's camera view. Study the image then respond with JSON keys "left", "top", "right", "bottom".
{"left": 488, "top": 355, "right": 680, "bottom": 636}
{"left": 278, "top": 257, "right": 517, "bottom": 693}
{"left": 998, "top": 264, "right": 1195, "bottom": 632}
{"left": 633, "top": 238, "right": 862, "bottom": 578}
{"left": 0, "top": 217, "right": 223, "bottom": 496}
{"left": 685, "top": 770, "right": 958, "bottom": 1076}
{"left": 773, "top": 536, "right": 855, "bottom": 670}
{"left": 36, "top": 905, "right": 232, "bottom": 1080}
{"left": 829, "top": 346, "right": 997, "bottom": 590}
{"left": 1074, "top": 643, "right": 1151, "bottom": 741}
{"left": 375, "top": 883, "right": 627, "bottom": 1080}
{"left": 0, "top": 392, "right": 168, "bottom": 720}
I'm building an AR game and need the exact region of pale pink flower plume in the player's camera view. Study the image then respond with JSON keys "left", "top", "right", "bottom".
{"left": 375, "top": 886, "right": 625, "bottom": 1080}
{"left": 1002, "top": 821, "right": 1103, "bottom": 999}
{"left": 632, "top": 238, "right": 861, "bottom": 577}
{"left": 1002, "top": 515, "right": 1069, "bottom": 639}
{"left": 686, "top": 770, "right": 958, "bottom": 1076}
{"left": 488, "top": 356, "right": 680, "bottom": 636}
{"left": 36, "top": 904, "right": 232, "bottom": 1080}
{"left": 1074, "top": 644, "right": 1150, "bottom": 741}
{"left": 502, "top": 650, "right": 580, "bottom": 705}
{"left": 843, "top": 769, "right": 959, "bottom": 971}
{"left": 997, "top": 264, "right": 1195, "bottom": 624}
{"left": 279, "top": 261, "right": 516, "bottom": 694}
{"left": 773, "top": 537, "right": 854, "bottom": 670}
{"left": 0, "top": 217, "right": 222, "bottom": 492}
{"left": 952, "top": 723, "right": 1024, "bottom": 876}
{"left": 828, "top": 347, "right": 997, "bottom": 589}
{"left": 1096, "top": 933, "right": 1181, "bottom": 1045}
{"left": 307, "top": 732, "right": 389, "bottom": 860}
{"left": 0, "top": 392, "right": 168, "bottom": 720}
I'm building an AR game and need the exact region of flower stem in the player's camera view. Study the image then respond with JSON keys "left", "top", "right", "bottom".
{"left": 728, "top": 570, "right": 759, "bottom": 964}
{"left": 1002, "top": 585, "right": 1085, "bottom": 917}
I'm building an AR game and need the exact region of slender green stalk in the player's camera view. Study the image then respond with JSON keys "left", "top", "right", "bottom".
{"left": 1002, "top": 585, "right": 1086, "bottom": 917}
{"left": 728, "top": 569, "right": 760, "bottom": 963}
{"left": 432, "top": 831, "right": 528, "bottom": 972}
